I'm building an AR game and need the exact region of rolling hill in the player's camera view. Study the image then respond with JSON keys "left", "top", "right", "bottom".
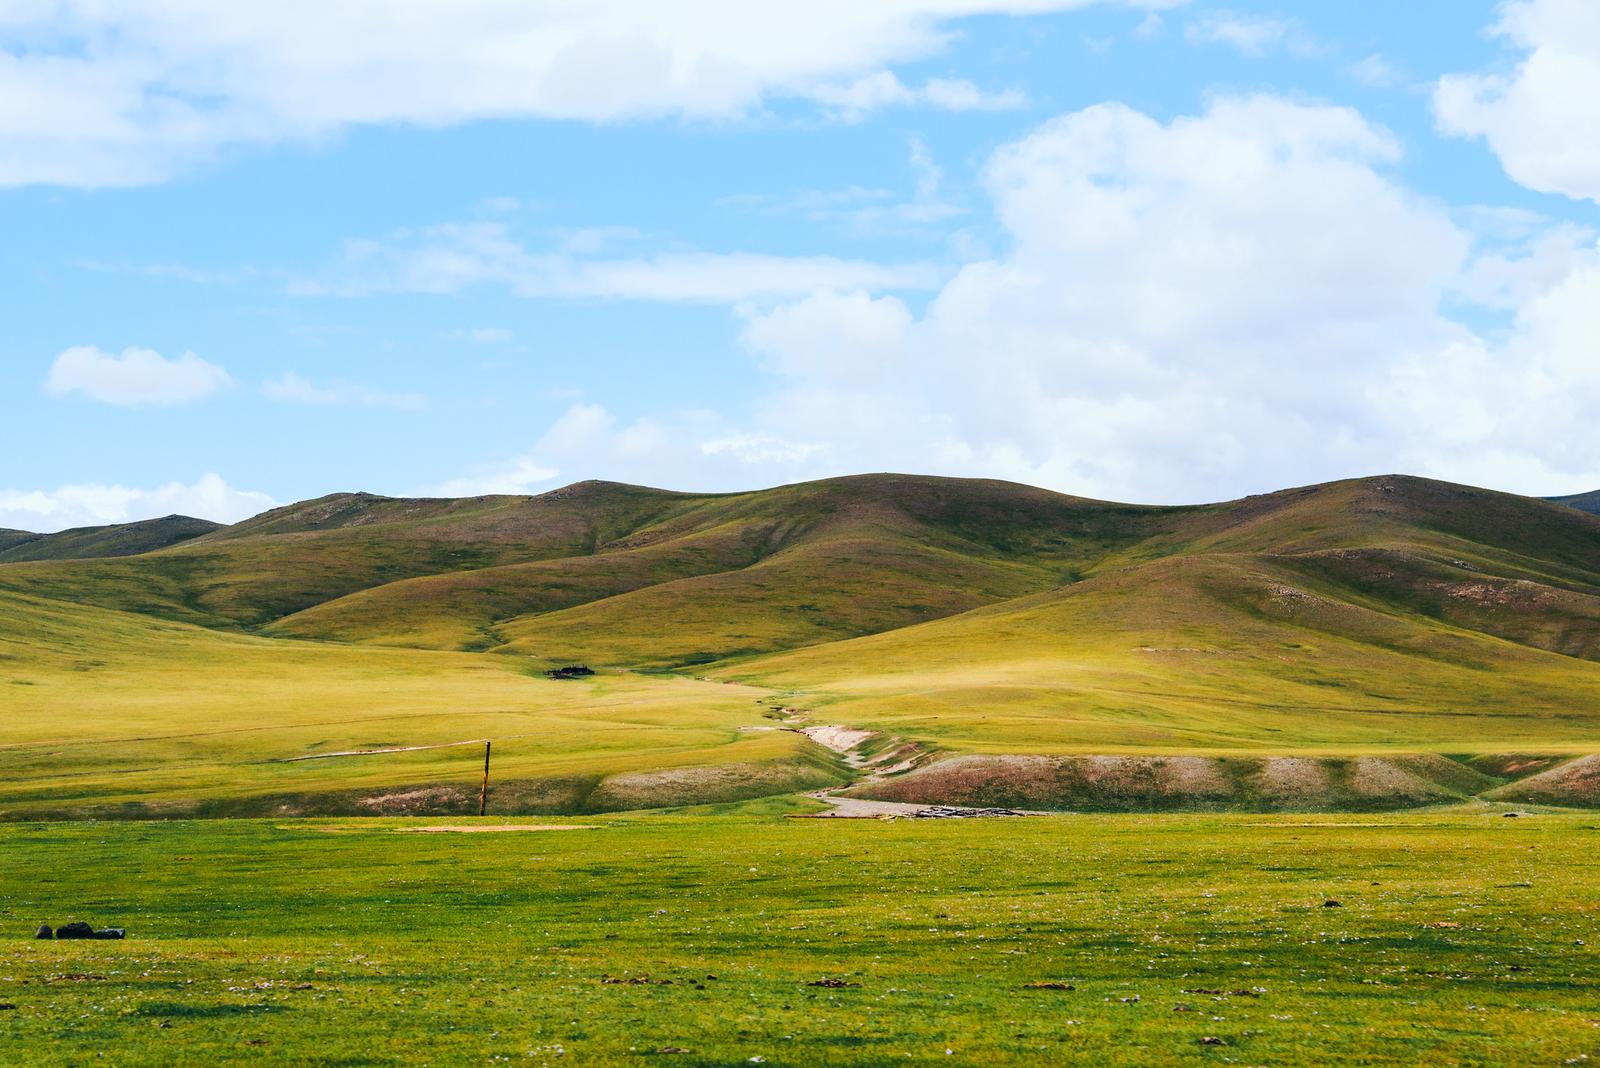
{"left": 0, "top": 514, "right": 219, "bottom": 563}
{"left": 1552, "top": 489, "right": 1600, "bottom": 515}
{"left": 4, "top": 472, "right": 1600, "bottom": 817}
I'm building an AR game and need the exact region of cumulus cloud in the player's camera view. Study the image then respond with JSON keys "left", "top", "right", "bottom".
{"left": 1436, "top": 0, "right": 1600, "bottom": 202}
{"left": 0, "top": 474, "right": 276, "bottom": 533}
{"left": 262, "top": 372, "right": 425, "bottom": 410}
{"left": 294, "top": 222, "right": 942, "bottom": 302}
{"left": 447, "top": 94, "right": 1600, "bottom": 503}
{"left": 0, "top": 0, "right": 1167, "bottom": 188}
{"left": 43, "top": 346, "right": 231, "bottom": 406}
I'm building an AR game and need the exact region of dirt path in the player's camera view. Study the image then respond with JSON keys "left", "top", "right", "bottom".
{"left": 791, "top": 719, "right": 1026, "bottom": 819}
{"left": 798, "top": 790, "right": 948, "bottom": 818}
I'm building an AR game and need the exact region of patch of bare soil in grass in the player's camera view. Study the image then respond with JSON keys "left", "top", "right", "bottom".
{"left": 847, "top": 753, "right": 1514, "bottom": 811}
{"left": 356, "top": 787, "right": 469, "bottom": 815}
{"left": 1255, "top": 757, "right": 1333, "bottom": 805}
{"left": 1487, "top": 754, "right": 1600, "bottom": 807}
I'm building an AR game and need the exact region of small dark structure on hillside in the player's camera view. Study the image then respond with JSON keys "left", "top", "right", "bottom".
{"left": 545, "top": 664, "right": 595, "bottom": 680}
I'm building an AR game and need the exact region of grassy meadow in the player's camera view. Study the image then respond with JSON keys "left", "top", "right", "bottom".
{"left": 2, "top": 807, "right": 1598, "bottom": 1066}
{"left": 0, "top": 589, "right": 834, "bottom": 819}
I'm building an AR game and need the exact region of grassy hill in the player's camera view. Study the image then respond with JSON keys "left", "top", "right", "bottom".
{"left": 5, "top": 472, "right": 1600, "bottom": 816}
{"left": 0, "top": 514, "right": 219, "bottom": 563}
{"left": 1551, "top": 489, "right": 1600, "bottom": 515}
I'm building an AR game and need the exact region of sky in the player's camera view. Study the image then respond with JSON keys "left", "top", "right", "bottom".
{"left": 3, "top": 0, "right": 1600, "bottom": 531}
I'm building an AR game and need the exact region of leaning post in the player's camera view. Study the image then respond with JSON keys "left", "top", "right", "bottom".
{"left": 479, "top": 741, "right": 492, "bottom": 816}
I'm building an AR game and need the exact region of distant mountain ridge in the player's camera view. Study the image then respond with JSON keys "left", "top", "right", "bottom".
{"left": 0, "top": 515, "right": 221, "bottom": 563}
{"left": 1550, "top": 490, "right": 1600, "bottom": 515}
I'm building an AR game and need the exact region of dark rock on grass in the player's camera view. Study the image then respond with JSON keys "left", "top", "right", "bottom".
{"left": 1323, "top": 900, "right": 1343, "bottom": 908}
{"left": 808, "top": 978, "right": 858, "bottom": 988}
{"left": 911, "top": 805, "right": 1026, "bottom": 819}
{"left": 1022, "top": 981, "right": 1075, "bottom": 990}
{"left": 34, "top": 925, "right": 51, "bottom": 940}
{"left": 54, "top": 922, "right": 94, "bottom": 939}
{"left": 0, "top": 1003, "right": 15, "bottom": 1010}
{"left": 93, "top": 928, "right": 125, "bottom": 940}
{"left": 1199, "top": 1036, "right": 1228, "bottom": 1046}
{"left": 545, "top": 665, "right": 595, "bottom": 681}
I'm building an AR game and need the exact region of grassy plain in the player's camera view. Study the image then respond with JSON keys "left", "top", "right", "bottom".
{"left": 1, "top": 808, "right": 1598, "bottom": 1066}
{"left": 0, "top": 590, "right": 832, "bottom": 818}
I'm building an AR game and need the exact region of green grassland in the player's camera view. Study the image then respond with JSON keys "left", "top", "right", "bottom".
{"left": 0, "top": 589, "right": 838, "bottom": 819}
{"left": 4, "top": 472, "right": 1600, "bottom": 817}
{"left": 2, "top": 809, "right": 1598, "bottom": 1066}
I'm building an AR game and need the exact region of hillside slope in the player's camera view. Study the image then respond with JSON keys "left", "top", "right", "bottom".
{"left": 1551, "top": 489, "right": 1600, "bottom": 516}
{"left": 0, "top": 515, "right": 220, "bottom": 563}
{"left": 8, "top": 471, "right": 1600, "bottom": 815}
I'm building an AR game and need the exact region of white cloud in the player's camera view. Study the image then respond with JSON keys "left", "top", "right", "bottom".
{"left": 453, "top": 94, "right": 1600, "bottom": 503}
{"left": 295, "top": 221, "right": 942, "bottom": 302}
{"left": 428, "top": 457, "right": 561, "bottom": 498}
{"left": 700, "top": 433, "right": 826, "bottom": 465}
{"left": 809, "top": 72, "right": 1025, "bottom": 120}
{"left": 262, "top": 372, "right": 425, "bottom": 410}
{"left": 1184, "top": 12, "right": 1299, "bottom": 56}
{"left": 43, "top": 345, "right": 231, "bottom": 406}
{"left": 721, "top": 138, "right": 963, "bottom": 231}
{"left": 0, "top": 0, "right": 1164, "bottom": 188}
{"left": 1436, "top": 0, "right": 1600, "bottom": 202}
{"left": 1350, "top": 54, "right": 1403, "bottom": 89}
{"left": 0, "top": 474, "right": 276, "bottom": 533}
{"left": 741, "top": 290, "right": 913, "bottom": 384}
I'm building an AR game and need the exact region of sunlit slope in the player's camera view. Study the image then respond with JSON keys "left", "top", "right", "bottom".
{"left": 0, "top": 482, "right": 712, "bottom": 628}
{"left": 0, "top": 589, "right": 832, "bottom": 818}
{"left": 719, "top": 550, "right": 1600, "bottom": 754}
{"left": 269, "top": 474, "right": 1174, "bottom": 656}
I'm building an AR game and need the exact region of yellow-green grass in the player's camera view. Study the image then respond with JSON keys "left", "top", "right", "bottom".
{"left": 720, "top": 552, "right": 1600, "bottom": 755}
{"left": 7, "top": 473, "right": 1600, "bottom": 817}
{"left": 0, "top": 590, "right": 825, "bottom": 818}
{"left": 2, "top": 809, "right": 1599, "bottom": 1065}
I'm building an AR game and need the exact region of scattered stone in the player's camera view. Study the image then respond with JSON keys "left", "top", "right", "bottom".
{"left": 545, "top": 665, "right": 596, "bottom": 680}
{"left": 1323, "top": 900, "right": 1343, "bottom": 908}
{"left": 0, "top": 1004, "right": 14, "bottom": 1011}
{"left": 910, "top": 806, "right": 1026, "bottom": 819}
{"left": 93, "top": 928, "right": 125, "bottom": 940}
{"left": 808, "top": 978, "right": 858, "bottom": 988}
{"left": 1022, "top": 981, "right": 1075, "bottom": 990}
{"left": 34, "top": 925, "right": 51, "bottom": 940}
{"left": 54, "top": 922, "right": 94, "bottom": 940}
{"left": 653, "top": 1047, "right": 691, "bottom": 1055}
{"left": 1199, "top": 1036, "right": 1228, "bottom": 1046}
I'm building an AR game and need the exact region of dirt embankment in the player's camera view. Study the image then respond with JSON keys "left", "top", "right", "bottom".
{"left": 1485, "top": 755, "right": 1600, "bottom": 807}
{"left": 842, "top": 752, "right": 1577, "bottom": 812}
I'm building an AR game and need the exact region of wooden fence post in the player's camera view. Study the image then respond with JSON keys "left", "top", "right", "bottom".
{"left": 479, "top": 741, "right": 491, "bottom": 817}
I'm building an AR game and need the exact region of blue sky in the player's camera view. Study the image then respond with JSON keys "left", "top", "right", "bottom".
{"left": 4, "top": 0, "right": 1599, "bottom": 530}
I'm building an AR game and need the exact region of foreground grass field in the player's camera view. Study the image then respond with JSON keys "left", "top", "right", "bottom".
{"left": 1, "top": 807, "right": 1597, "bottom": 1066}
